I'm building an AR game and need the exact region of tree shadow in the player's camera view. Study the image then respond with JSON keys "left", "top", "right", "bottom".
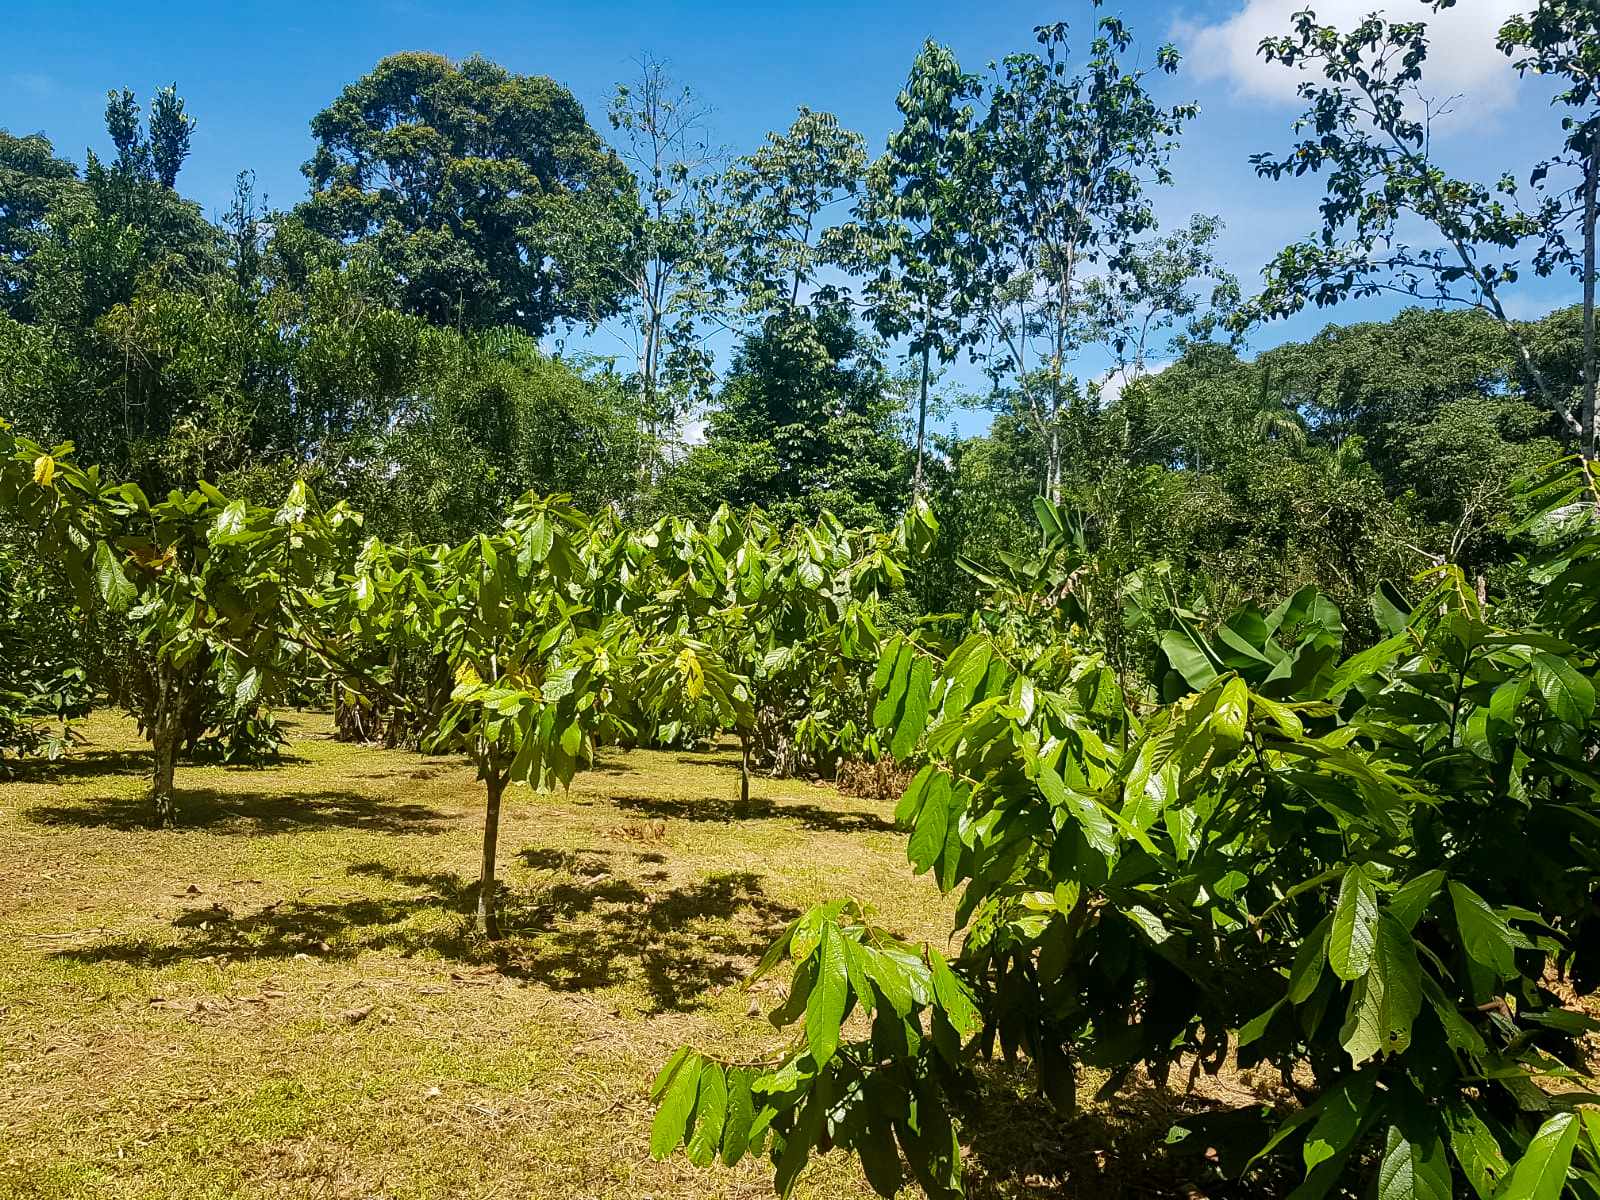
{"left": 959, "top": 1062, "right": 1299, "bottom": 1199}
{"left": 506, "top": 867, "right": 799, "bottom": 1011}
{"left": 56, "top": 854, "right": 797, "bottom": 1013}
{"left": 6, "top": 749, "right": 152, "bottom": 782}
{"left": 8, "top": 747, "right": 309, "bottom": 784}
{"left": 57, "top": 865, "right": 480, "bottom": 968}
{"left": 613, "top": 792, "right": 894, "bottom": 834}
{"left": 22, "top": 788, "right": 452, "bottom": 834}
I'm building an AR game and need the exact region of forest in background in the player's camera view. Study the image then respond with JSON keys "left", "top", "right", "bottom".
{"left": 0, "top": 6, "right": 1591, "bottom": 637}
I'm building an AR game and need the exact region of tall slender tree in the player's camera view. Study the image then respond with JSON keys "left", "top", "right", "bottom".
{"left": 841, "top": 42, "right": 986, "bottom": 499}
{"left": 961, "top": 13, "right": 1195, "bottom": 501}
{"left": 602, "top": 57, "right": 726, "bottom": 470}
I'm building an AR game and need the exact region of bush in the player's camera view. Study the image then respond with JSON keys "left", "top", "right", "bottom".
{"left": 654, "top": 460, "right": 1600, "bottom": 1199}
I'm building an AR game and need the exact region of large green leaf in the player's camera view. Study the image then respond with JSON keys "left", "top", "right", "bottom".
{"left": 1340, "top": 916, "right": 1422, "bottom": 1065}
{"left": 1444, "top": 1098, "right": 1511, "bottom": 1199}
{"left": 929, "top": 947, "right": 981, "bottom": 1038}
{"left": 94, "top": 540, "right": 137, "bottom": 612}
{"left": 1449, "top": 881, "right": 1518, "bottom": 980}
{"left": 1375, "top": 1125, "right": 1451, "bottom": 1200}
{"left": 1329, "top": 865, "right": 1379, "bottom": 981}
{"left": 685, "top": 1060, "right": 727, "bottom": 1167}
{"left": 908, "top": 772, "right": 950, "bottom": 872}
{"left": 1532, "top": 651, "right": 1596, "bottom": 727}
{"left": 1289, "top": 914, "right": 1331, "bottom": 1005}
{"left": 721, "top": 1067, "right": 755, "bottom": 1165}
{"left": 650, "top": 1049, "right": 701, "bottom": 1158}
{"left": 1161, "top": 620, "right": 1220, "bottom": 690}
{"left": 1498, "top": 1112, "right": 1579, "bottom": 1200}
{"left": 872, "top": 640, "right": 911, "bottom": 730}
{"left": 804, "top": 922, "right": 850, "bottom": 1066}
{"left": 890, "top": 654, "right": 933, "bottom": 759}
{"left": 1303, "top": 1073, "right": 1374, "bottom": 1173}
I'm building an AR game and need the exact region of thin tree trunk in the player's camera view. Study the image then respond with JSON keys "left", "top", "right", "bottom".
{"left": 150, "top": 707, "right": 179, "bottom": 828}
{"left": 1047, "top": 426, "right": 1063, "bottom": 505}
{"left": 1583, "top": 149, "right": 1597, "bottom": 461}
{"left": 912, "top": 341, "right": 931, "bottom": 498}
{"left": 476, "top": 767, "right": 506, "bottom": 939}
{"left": 738, "top": 733, "right": 751, "bottom": 808}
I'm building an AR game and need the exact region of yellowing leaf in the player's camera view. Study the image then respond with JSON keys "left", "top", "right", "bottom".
{"left": 676, "top": 646, "right": 705, "bottom": 701}
{"left": 32, "top": 454, "right": 55, "bottom": 487}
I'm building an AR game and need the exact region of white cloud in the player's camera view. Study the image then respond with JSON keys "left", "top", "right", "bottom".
{"left": 1176, "top": 1, "right": 1524, "bottom": 118}
{"left": 1097, "top": 360, "right": 1174, "bottom": 408}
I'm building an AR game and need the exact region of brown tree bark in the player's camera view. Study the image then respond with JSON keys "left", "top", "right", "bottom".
{"left": 476, "top": 766, "right": 507, "bottom": 939}
{"left": 150, "top": 699, "right": 181, "bottom": 828}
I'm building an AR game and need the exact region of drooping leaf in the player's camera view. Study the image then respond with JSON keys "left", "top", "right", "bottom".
{"left": 650, "top": 1049, "right": 701, "bottom": 1158}
{"left": 929, "top": 947, "right": 981, "bottom": 1039}
{"left": 805, "top": 922, "right": 850, "bottom": 1067}
{"left": 890, "top": 654, "right": 934, "bottom": 759}
{"left": 1449, "top": 881, "right": 1518, "bottom": 980}
{"left": 721, "top": 1067, "right": 756, "bottom": 1165}
{"left": 1329, "top": 864, "right": 1379, "bottom": 981}
{"left": 93, "top": 540, "right": 137, "bottom": 612}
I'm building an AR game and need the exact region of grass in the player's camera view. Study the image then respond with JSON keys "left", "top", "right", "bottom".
{"left": 0, "top": 712, "right": 1263, "bottom": 1200}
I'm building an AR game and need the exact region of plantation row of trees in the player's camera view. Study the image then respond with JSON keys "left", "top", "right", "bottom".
{"left": 4, "top": 0, "right": 1600, "bottom": 1196}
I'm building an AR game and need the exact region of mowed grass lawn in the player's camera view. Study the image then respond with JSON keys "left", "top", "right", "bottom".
{"left": 0, "top": 711, "right": 955, "bottom": 1200}
{"left": 1, "top": 713, "right": 1247, "bottom": 1200}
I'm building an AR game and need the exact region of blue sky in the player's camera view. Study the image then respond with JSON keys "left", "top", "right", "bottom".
{"left": 2, "top": 0, "right": 1579, "bottom": 433}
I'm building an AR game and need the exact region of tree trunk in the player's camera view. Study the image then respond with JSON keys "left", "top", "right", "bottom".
{"left": 476, "top": 768, "right": 506, "bottom": 939}
{"left": 1583, "top": 149, "right": 1597, "bottom": 461}
{"left": 150, "top": 702, "right": 180, "bottom": 828}
{"left": 912, "top": 342, "right": 931, "bottom": 499}
{"left": 1047, "top": 426, "right": 1063, "bottom": 505}
{"left": 739, "top": 734, "right": 751, "bottom": 808}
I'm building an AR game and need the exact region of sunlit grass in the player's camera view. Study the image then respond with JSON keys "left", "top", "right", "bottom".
{"left": 0, "top": 711, "right": 947, "bottom": 1199}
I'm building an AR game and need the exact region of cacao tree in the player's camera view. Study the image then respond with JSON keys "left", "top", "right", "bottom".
{"left": 653, "top": 460, "right": 1600, "bottom": 1198}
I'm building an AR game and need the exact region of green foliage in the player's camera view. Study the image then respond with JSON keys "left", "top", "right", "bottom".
{"left": 663, "top": 305, "right": 910, "bottom": 530}
{"left": 298, "top": 52, "right": 639, "bottom": 336}
{"left": 657, "top": 462, "right": 1600, "bottom": 1198}
{"left": 0, "top": 422, "right": 365, "bottom": 822}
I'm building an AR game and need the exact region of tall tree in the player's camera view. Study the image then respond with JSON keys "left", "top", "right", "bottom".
{"left": 0, "top": 131, "right": 78, "bottom": 319}
{"left": 600, "top": 56, "right": 726, "bottom": 468}
{"left": 663, "top": 304, "right": 909, "bottom": 529}
{"left": 962, "top": 12, "right": 1195, "bottom": 501}
{"left": 298, "top": 52, "right": 639, "bottom": 336}
{"left": 842, "top": 41, "right": 986, "bottom": 498}
{"left": 1247, "top": 6, "right": 1578, "bottom": 441}
{"left": 1500, "top": 2, "right": 1600, "bottom": 456}
{"left": 716, "top": 108, "right": 866, "bottom": 318}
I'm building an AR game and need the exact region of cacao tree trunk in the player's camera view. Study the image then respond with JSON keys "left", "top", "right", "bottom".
{"left": 739, "top": 734, "right": 751, "bottom": 808}
{"left": 150, "top": 695, "right": 181, "bottom": 828}
{"left": 477, "top": 766, "right": 506, "bottom": 939}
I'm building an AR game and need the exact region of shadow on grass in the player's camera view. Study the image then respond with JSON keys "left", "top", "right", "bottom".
{"left": 508, "top": 865, "right": 798, "bottom": 1010}
{"left": 22, "top": 788, "right": 451, "bottom": 834}
{"left": 56, "top": 854, "right": 797, "bottom": 1013}
{"left": 7, "top": 749, "right": 152, "bottom": 782}
{"left": 958, "top": 1063, "right": 1296, "bottom": 1199}
{"left": 613, "top": 792, "right": 894, "bottom": 834}
{"left": 8, "top": 748, "right": 311, "bottom": 784}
